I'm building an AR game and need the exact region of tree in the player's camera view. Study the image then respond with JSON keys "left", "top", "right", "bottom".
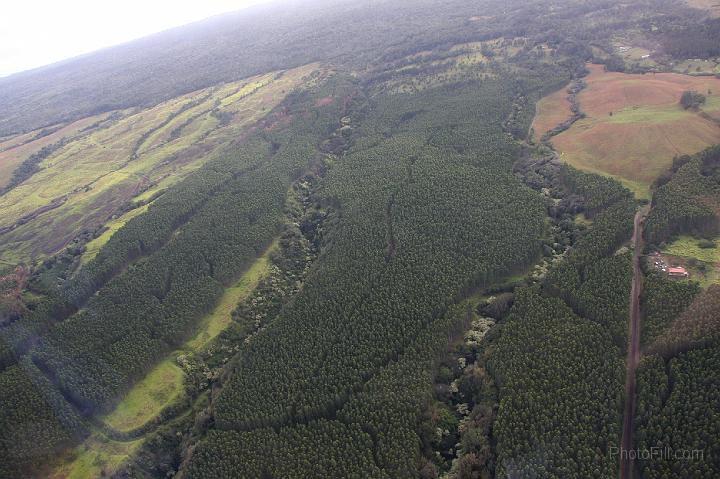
{"left": 680, "top": 90, "right": 706, "bottom": 110}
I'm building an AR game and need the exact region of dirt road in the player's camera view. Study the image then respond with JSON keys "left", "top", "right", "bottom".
{"left": 620, "top": 205, "right": 650, "bottom": 479}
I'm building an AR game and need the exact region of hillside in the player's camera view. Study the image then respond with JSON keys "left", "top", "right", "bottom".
{"left": 534, "top": 63, "right": 720, "bottom": 197}
{"left": 1, "top": 0, "right": 720, "bottom": 478}
{"left": 0, "top": 63, "right": 317, "bottom": 264}
{"left": 0, "top": 0, "right": 500, "bottom": 136}
{"left": 0, "top": 0, "right": 702, "bottom": 137}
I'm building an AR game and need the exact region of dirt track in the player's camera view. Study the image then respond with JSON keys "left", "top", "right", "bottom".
{"left": 620, "top": 205, "right": 649, "bottom": 479}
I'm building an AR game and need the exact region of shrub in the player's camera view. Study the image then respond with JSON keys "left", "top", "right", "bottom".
{"left": 680, "top": 90, "right": 706, "bottom": 110}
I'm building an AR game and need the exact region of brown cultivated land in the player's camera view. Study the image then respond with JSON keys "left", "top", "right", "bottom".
{"left": 531, "top": 86, "right": 572, "bottom": 139}
{"left": 534, "top": 64, "right": 720, "bottom": 197}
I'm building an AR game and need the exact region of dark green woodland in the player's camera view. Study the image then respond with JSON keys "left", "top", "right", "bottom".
{"left": 0, "top": 0, "right": 719, "bottom": 478}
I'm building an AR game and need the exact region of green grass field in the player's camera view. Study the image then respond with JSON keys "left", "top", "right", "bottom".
{"left": 50, "top": 433, "right": 143, "bottom": 479}
{"left": 672, "top": 59, "right": 720, "bottom": 75}
{"left": 662, "top": 235, "right": 720, "bottom": 288}
{"left": 0, "top": 64, "right": 317, "bottom": 266}
{"left": 378, "top": 39, "right": 518, "bottom": 94}
{"left": 693, "top": 266, "right": 720, "bottom": 289}
{"left": 54, "top": 240, "right": 279, "bottom": 477}
{"left": 704, "top": 95, "right": 720, "bottom": 109}
{"left": 186, "top": 239, "right": 276, "bottom": 351}
{"left": 99, "top": 239, "right": 277, "bottom": 432}
{"left": 663, "top": 235, "right": 720, "bottom": 264}
{"left": 101, "top": 358, "right": 184, "bottom": 432}
{"left": 80, "top": 204, "right": 150, "bottom": 264}
{"left": 702, "top": 95, "right": 720, "bottom": 120}
{"left": 605, "top": 104, "right": 692, "bottom": 124}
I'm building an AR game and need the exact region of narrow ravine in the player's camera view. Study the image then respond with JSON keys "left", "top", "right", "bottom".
{"left": 620, "top": 205, "right": 650, "bottom": 479}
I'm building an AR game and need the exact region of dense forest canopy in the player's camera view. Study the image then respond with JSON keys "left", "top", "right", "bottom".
{"left": 1, "top": 0, "right": 719, "bottom": 477}
{"left": 0, "top": 0, "right": 712, "bottom": 136}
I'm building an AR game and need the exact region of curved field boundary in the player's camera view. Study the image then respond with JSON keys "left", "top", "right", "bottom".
{"left": 534, "top": 64, "right": 720, "bottom": 199}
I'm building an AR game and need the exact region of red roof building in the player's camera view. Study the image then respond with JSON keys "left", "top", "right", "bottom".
{"left": 667, "top": 266, "right": 689, "bottom": 277}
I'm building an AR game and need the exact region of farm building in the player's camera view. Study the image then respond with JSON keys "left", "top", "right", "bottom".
{"left": 667, "top": 266, "right": 689, "bottom": 278}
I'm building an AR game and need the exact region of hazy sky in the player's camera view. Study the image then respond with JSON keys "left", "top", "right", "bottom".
{"left": 0, "top": 0, "right": 274, "bottom": 77}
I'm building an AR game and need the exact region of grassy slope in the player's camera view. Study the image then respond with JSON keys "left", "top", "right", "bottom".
{"left": 185, "top": 239, "right": 276, "bottom": 351}
{"left": 49, "top": 435, "right": 143, "bottom": 479}
{"left": 531, "top": 86, "right": 572, "bottom": 139}
{"left": 661, "top": 235, "right": 720, "bottom": 287}
{"left": 373, "top": 39, "right": 507, "bottom": 94}
{"left": 100, "top": 358, "right": 185, "bottom": 432}
{"left": 0, "top": 114, "right": 110, "bottom": 190}
{"left": 80, "top": 204, "right": 150, "bottom": 264}
{"left": 103, "top": 239, "right": 276, "bottom": 430}
{"left": 672, "top": 58, "right": 720, "bottom": 75}
{"left": 663, "top": 235, "right": 720, "bottom": 263}
{"left": 0, "top": 63, "right": 318, "bottom": 265}
{"left": 538, "top": 64, "right": 720, "bottom": 198}
{"left": 53, "top": 240, "right": 278, "bottom": 478}
{"left": 703, "top": 94, "right": 720, "bottom": 120}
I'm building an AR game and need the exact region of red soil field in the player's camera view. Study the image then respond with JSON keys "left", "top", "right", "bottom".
{"left": 534, "top": 64, "right": 720, "bottom": 197}
{"left": 530, "top": 86, "right": 572, "bottom": 139}
{"left": 578, "top": 64, "right": 720, "bottom": 116}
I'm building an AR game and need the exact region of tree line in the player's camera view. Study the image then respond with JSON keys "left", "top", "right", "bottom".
{"left": 184, "top": 60, "right": 569, "bottom": 477}
{"left": 0, "top": 73, "right": 359, "bottom": 476}
{"left": 490, "top": 160, "right": 637, "bottom": 477}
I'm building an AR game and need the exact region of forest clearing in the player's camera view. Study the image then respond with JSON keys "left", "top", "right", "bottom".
{"left": 534, "top": 63, "right": 720, "bottom": 198}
